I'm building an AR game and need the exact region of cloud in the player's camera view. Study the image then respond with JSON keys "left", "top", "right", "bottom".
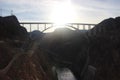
{"left": 71, "top": 0, "right": 120, "bottom": 23}
{"left": 0, "top": 0, "right": 57, "bottom": 20}
{"left": 73, "top": 0, "right": 120, "bottom": 11}
{"left": 0, "top": 0, "right": 120, "bottom": 23}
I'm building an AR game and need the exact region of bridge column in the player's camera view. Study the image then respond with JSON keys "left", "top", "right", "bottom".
{"left": 88, "top": 25, "right": 91, "bottom": 29}
{"left": 30, "top": 24, "right": 31, "bottom": 32}
{"left": 83, "top": 25, "right": 85, "bottom": 30}
{"left": 77, "top": 24, "right": 79, "bottom": 29}
{"left": 37, "top": 24, "right": 39, "bottom": 30}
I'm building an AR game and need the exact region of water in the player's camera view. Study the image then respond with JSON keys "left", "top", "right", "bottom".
{"left": 57, "top": 68, "right": 76, "bottom": 80}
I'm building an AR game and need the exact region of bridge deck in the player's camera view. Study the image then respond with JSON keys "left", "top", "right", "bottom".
{"left": 20, "top": 22, "right": 96, "bottom": 32}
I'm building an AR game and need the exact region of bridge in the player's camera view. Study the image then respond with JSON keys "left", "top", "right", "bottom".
{"left": 20, "top": 22, "right": 96, "bottom": 32}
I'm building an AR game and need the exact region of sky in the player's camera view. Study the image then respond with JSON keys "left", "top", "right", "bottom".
{"left": 0, "top": 0, "right": 120, "bottom": 24}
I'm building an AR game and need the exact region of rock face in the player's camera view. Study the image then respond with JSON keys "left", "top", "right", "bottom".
{"left": 0, "top": 16, "right": 55, "bottom": 80}
{"left": 88, "top": 17, "right": 120, "bottom": 80}
{"left": 0, "top": 15, "right": 28, "bottom": 70}
{"left": 41, "top": 17, "right": 120, "bottom": 80}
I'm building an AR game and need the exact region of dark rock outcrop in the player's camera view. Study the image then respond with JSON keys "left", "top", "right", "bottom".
{"left": 88, "top": 17, "right": 120, "bottom": 80}
{"left": 0, "top": 15, "right": 28, "bottom": 40}
{"left": 0, "top": 15, "right": 29, "bottom": 70}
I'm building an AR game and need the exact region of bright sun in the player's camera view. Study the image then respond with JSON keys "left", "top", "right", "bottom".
{"left": 50, "top": 0, "right": 77, "bottom": 28}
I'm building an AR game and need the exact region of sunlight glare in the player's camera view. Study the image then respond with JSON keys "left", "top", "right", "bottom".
{"left": 50, "top": 0, "right": 77, "bottom": 28}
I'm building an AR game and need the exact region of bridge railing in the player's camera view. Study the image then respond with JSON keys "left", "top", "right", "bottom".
{"left": 20, "top": 22, "right": 96, "bottom": 32}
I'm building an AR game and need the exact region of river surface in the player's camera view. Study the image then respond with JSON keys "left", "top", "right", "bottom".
{"left": 57, "top": 68, "right": 76, "bottom": 80}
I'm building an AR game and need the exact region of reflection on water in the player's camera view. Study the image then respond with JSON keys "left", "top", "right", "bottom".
{"left": 57, "top": 68, "right": 76, "bottom": 80}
